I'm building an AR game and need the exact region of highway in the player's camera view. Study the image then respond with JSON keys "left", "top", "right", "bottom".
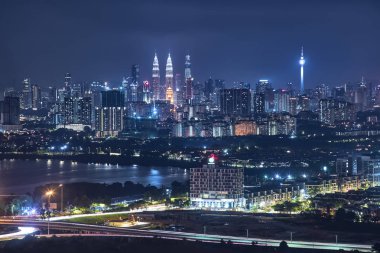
{"left": 49, "top": 204, "right": 167, "bottom": 221}
{"left": 0, "top": 218, "right": 373, "bottom": 252}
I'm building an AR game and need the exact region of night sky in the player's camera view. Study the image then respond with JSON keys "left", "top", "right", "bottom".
{"left": 0, "top": 0, "right": 379, "bottom": 90}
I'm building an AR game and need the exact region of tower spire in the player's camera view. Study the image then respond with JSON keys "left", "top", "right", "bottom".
{"left": 299, "top": 46, "right": 305, "bottom": 94}
{"left": 152, "top": 52, "right": 161, "bottom": 101}
{"left": 165, "top": 52, "right": 174, "bottom": 104}
{"left": 185, "top": 54, "right": 193, "bottom": 100}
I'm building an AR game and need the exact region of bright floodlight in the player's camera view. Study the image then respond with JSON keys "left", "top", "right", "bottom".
{"left": 45, "top": 190, "right": 54, "bottom": 196}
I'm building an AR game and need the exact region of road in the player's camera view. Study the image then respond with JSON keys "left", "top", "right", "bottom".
{"left": 50, "top": 204, "right": 167, "bottom": 221}
{"left": 0, "top": 218, "right": 373, "bottom": 252}
{"left": 0, "top": 227, "right": 38, "bottom": 241}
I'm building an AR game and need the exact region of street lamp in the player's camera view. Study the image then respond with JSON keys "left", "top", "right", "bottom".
{"left": 59, "top": 184, "right": 64, "bottom": 213}
{"left": 45, "top": 190, "right": 54, "bottom": 235}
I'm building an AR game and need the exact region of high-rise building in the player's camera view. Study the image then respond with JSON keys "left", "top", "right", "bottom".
{"left": 184, "top": 54, "right": 193, "bottom": 101}
{"left": 152, "top": 53, "right": 161, "bottom": 101}
{"left": 204, "top": 78, "right": 214, "bottom": 100}
{"left": 274, "top": 89, "right": 290, "bottom": 113}
{"left": 253, "top": 93, "right": 265, "bottom": 116}
{"left": 289, "top": 97, "right": 298, "bottom": 115}
{"left": 64, "top": 73, "right": 72, "bottom": 93}
{"left": 165, "top": 86, "right": 174, "bottom": 104}
{"left": 21, "top": 78, "right": 32, "bottom": 109}
{"left": 212, "top": 79, "right": 225, "bottom": 106}
{"left": 253, "top": 80, "right": 269, "bottom": 116}
{"left": 62, "top": 97, "right": 92, "bottom": 126}
{"left": 122, "top": 77, "right": 130, "bottom": 103}
{"left": 333, "top": 86, "right": 346, "bottom": 100}
{"left": 264, "top": 88, "right": 275, "bottom": 113}
{"left": 192, "top": 81, "right": 203, "bottom": 104}
{"left": 95, "top": 90, "right": 125, "bottom": 137}
{"left": 298, "top": 95, "right": 310, "bottom": 112}
{"left": 256, "top": 80, "right": 270, "bottom": 94}
{"left": 0, "top": 96, "right": 20, "bottom": 126}
{"left": 174, "top": 73, "right": 183, "bottom": 107}
{"left": 31, "top": 84, "right": 41, "bottom": 110}
{"left": 314, "top": 83, "right": 330, "bottom": 100}
{"left": 355, "top": 77, "right": 369, "bottom": 112}
{"left": 220, "top": 88, "right": 251, "bottom": 116}
{"left": 130, "top": 64, "right": 140, "bottom": 102}
{"left": 165, "top": 53, "right": 174, "bottom": 104}
{"left": 299, "top": 47, "right": 305, "bottom": 94}
{"left": 190, "top": 157, "right": 245, "bottom": 209}
{"left": 287, "top": 82, "right": 296, "bottom": 97}
{"left": 71, "top": 83, "right": 84, "bottom": 98}
{"left": 318, "top": 98, "right": 355, "bottom": 125}
{"left": 142, "top": 80, "right": 151, "bottom": 103}
{"left": 3, "top": 88, "right": 19, "bottom": 98}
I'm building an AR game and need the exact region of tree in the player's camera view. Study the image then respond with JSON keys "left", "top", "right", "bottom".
{"left": 171, "top": 181, "right": 189, "bottom": 197}
{"left": 6, "top": 195, "right": 33, "bottom": 215}
{"left": 373, "top": 242, "right": 380, "bottom": 253}
{"left": 335, "top": 208, "right": 358, "bottom": 223}
{"left": 279, "top": 240, "right": 289, "bottom": 252}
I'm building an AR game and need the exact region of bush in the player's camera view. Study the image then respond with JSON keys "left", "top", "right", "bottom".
{"left": 279, "top": 240, "right": 289, "bottom": 252}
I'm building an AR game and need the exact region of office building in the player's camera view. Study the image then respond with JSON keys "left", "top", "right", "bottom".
{"left": 21, "top": 78, "right": 32, "bottom": 109}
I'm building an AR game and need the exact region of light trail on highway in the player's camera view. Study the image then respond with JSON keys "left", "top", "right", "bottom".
{"left": 0, "top": 218, "right": 373, "bottom": 252}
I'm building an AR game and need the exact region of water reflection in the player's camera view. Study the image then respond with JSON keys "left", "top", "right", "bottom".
{"left": 0, "top": 159, "right": 188, "bottom": 194}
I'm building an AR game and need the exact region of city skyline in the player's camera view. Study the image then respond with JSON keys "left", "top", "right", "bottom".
{"left": 0, "top": 0, "right": 379, "bottom": 89}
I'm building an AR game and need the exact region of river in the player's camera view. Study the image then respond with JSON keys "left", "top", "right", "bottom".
{"left": 0, "top": 159, "right": 189, "bottom": 194}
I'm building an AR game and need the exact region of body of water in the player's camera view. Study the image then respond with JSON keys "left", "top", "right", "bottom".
{"left": 0, "top": 159, "right": 188, "bottom": 194}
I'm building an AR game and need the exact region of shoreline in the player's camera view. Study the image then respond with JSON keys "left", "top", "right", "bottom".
{"left": 0, "top": 153, "right": 200, "bottom": 169}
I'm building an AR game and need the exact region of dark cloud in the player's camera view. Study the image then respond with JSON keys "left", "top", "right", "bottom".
{"left": 0, "top": 0, "right": 379, "bottom": 90}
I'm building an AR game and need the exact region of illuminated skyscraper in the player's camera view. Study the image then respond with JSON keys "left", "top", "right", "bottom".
{"left": 184, "top": 54, "right": 193, "bottom": 101}
{"left": 142, "top": 80, "right": 151, "bottom": 103}
{"left": 165, "top": 53, "right": 174, "bottom": 103}
{"left": 299, "top": 47, "right": 305, "bottom": 94}
{"left": 174, "top": 73, "right": 183, "bottom": 107}
{"left": 220, "top": 88, "right": 251, "bottom": 116}
{"left": 166, "top": 86, "right": 174, "bottom": 104}
{"left": 0, "top": 96, "right": 20, "bottom": 126}
{"left": 130, "top": 64, "right": 140, "bottom": 101}
{"left": 152, "top": 53, "right": 161, "bottom": 101}
{"left": 64, "top": 73, "right": 72, "bottom": 93}
{"left": 31, "top": 84, "right": 41, "bottom": 110}
{"left": 21, "top": 78, "right": 32, "bottom": 109}
{"left": 95, "top": 90, "right": 125, "bottom": 137}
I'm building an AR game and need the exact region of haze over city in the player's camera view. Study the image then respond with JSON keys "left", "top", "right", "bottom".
{"left": 1, "top": 0, "right": 379, "bottom": 89}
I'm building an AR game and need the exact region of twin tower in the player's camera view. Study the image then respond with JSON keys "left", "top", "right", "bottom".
{"left": 152, "top": 53, "right": 192, "bottom": 104}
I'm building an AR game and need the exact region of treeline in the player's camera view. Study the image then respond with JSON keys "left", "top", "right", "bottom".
{"left": 0, "top": 181, "right": 189, "bottom": 215}
{"left": 34, "top": 180, "right": 189, "bottom": 208}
